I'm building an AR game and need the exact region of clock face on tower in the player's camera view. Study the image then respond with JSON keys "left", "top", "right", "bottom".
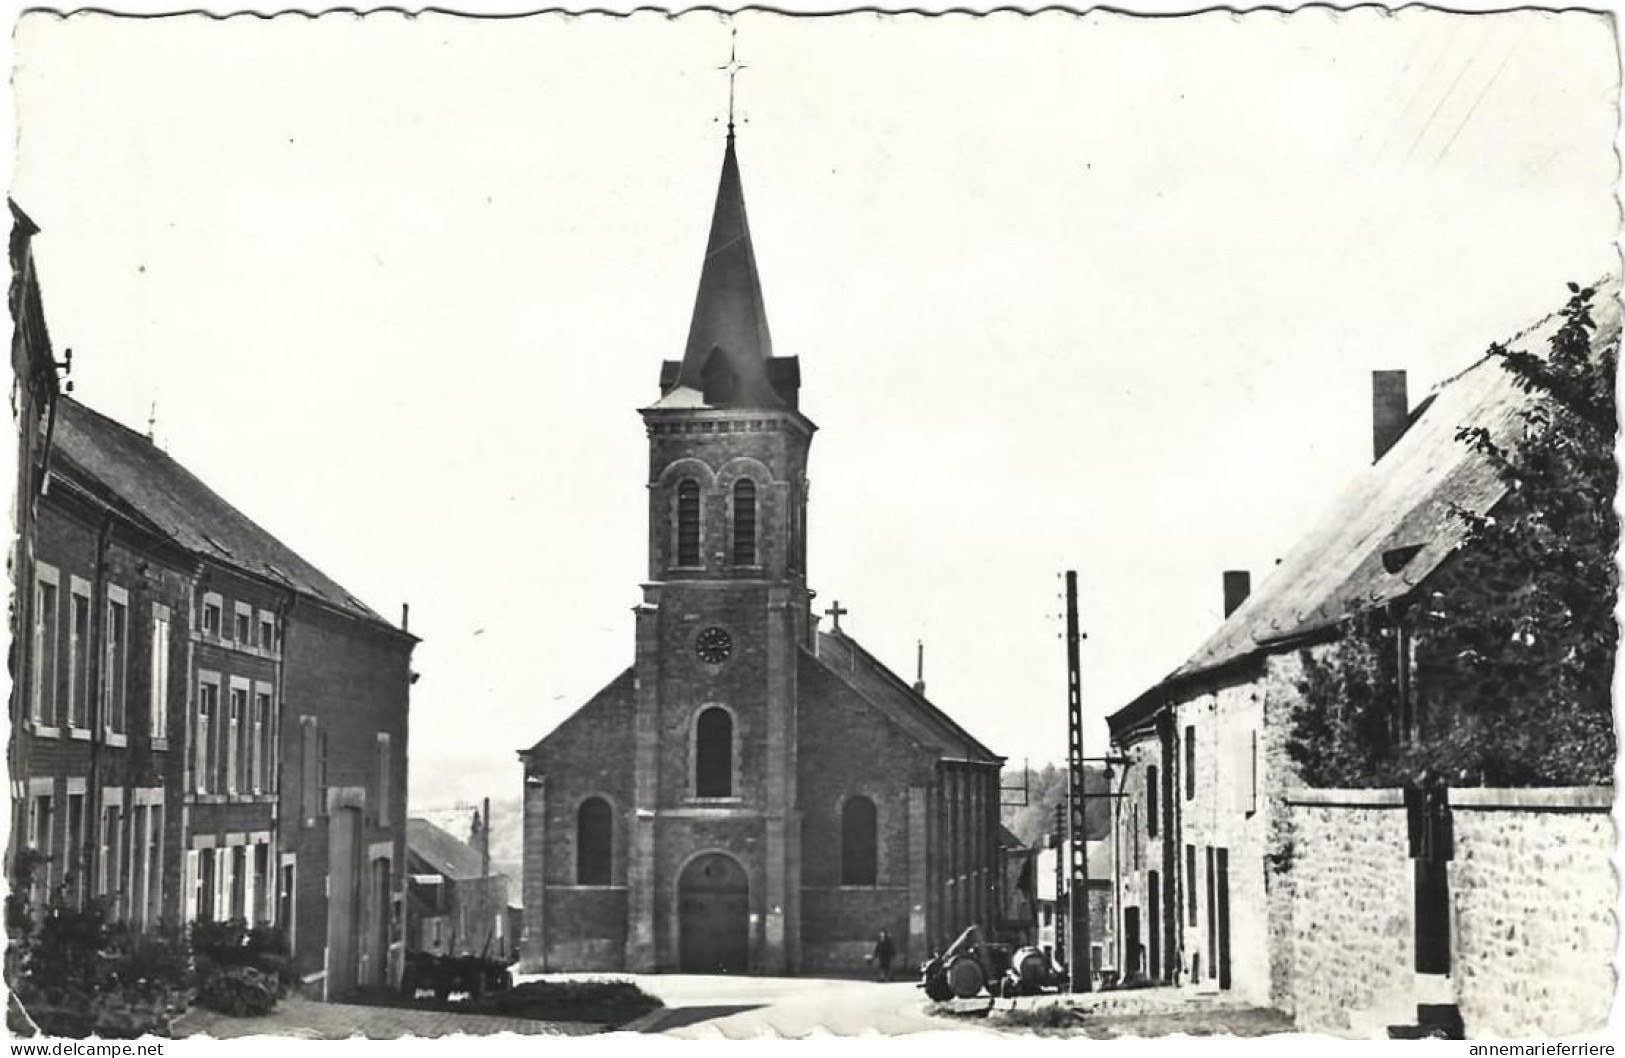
{"left": 695, "top": 626, "right": 733, "bottom": 665}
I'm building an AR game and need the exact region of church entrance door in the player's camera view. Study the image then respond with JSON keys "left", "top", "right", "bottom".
{"left": 678, "top": 853, "right": 749, "bottom": 973}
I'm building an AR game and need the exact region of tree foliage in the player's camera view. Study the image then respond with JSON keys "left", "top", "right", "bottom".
{"left": 1287, "top": 283, "right": 1617, "bottom": 787}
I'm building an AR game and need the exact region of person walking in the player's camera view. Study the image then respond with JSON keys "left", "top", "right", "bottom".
{"left": 872, "top": 929, "right": 897, "bottom": 982}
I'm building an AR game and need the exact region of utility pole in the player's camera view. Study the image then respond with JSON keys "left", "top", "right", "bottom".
{"left": 1064, "top": 570, "right": 1091, "bottom": 992}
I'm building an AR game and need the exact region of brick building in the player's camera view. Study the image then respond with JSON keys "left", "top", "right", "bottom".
{"left": 405, "top": 818, "right": 513, "bottom": 960}
{"left": 8, "top": 251, "right": 416, "bottom": 1004}
{"left": 1105, "top": 286, "right": 1620, "bottom": 1012}
{"left": 518, "top": 131, "right": 1004, "bottom": 976}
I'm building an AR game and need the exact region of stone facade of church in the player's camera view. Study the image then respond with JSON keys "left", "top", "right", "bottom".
{"left": 517, "top": 132, "right": 1004, "bottom": 976}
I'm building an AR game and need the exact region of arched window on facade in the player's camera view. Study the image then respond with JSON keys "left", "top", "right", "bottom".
{"left": 675, "top": 480, "right": 701, "bottom": 567}
{"left": 732, "top": 479, "right": 757, "bottom": 566}
{"left": 576, "top": 797, "right": 612, "bottom": 885}
{"left": 841, "top": 795, "right": 878, "bottom": 885}
{"left": 695, "top": 707, "right": 733, "bottom": 797}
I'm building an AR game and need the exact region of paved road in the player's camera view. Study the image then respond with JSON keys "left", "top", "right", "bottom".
{"left": 534, "top": 973, "right": 989, "bottom": 1038}
{"left": 175, "top": 994, "right": 604, "bottom": 1039}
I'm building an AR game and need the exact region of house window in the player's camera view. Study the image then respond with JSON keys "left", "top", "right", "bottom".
{"left": 146, "top": 806, "right": 164, "bottom": 928}
{"left": 28, "top": 793, "right": 53, "bottom": 896}
{"left": 1185, "top": 844, "right": 1197, "bottom": 926}
{"left": 1131, "top": 805, "right": 1141, "bottom": 869}
{"left": 197, "top": 848, "right": 217, "bottom": 922}
{"left": 694, "top": 707, "right": 733, "bottom": 797}
{"left": 196, "top": 676, "right": 220, "bottom": 794}
{"left": 32, "top": 565, "right": 59, "bottom": 726}
{"left": 104, "top": 588, "right": 129, "bottom": 736}
{"left": 1184, "top": 726, "right": 1195, "bottom": 801}
{"left": 67, "top": 581, "right": 90, "bottom": 730}
{"left": 252, "top": 843, "right": 269, "bottom": 925}
{"left": 150, "top": 606, "right": 171, "bottom": 739}
{"left": 376, "top": 733, "right": 392, "bottom": 824}
{"left": 731, "top": 479, "right": 757, "bottom": 565}
{"left": 65, "top": 793, "right": 85, "bottom": 907}
{"left": 1147, "top": 765, "right": 1159, "bottom": 838}
{"left": 253, "top": 690, "right": 272, "bottom": 793}
{"left": 226, "top": 686, "right": 245, "bottom": 794}
{"left": 201, "top": 594, "right": 222, "bottom": 637}
{"left": 258, "top": 612, "right": 276, "bottom": 651}
{"left": 233, "top": 603, "right": 252, "bottom": 645}
{"left": 675, "top": 480, "right": 701, "bottom": 567}
{"left": 101, "top": 804, "right": 123, "bottom": 909}
{"left": 576, "top": 797, "right": 612, "bottom": 885}
{"left": 840, "top": 795, "right": 879, "bottom": 886}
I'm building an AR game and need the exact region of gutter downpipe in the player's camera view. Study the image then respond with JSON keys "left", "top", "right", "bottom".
{"left": 86, "top": 513, "right": 113, "bottom": 897}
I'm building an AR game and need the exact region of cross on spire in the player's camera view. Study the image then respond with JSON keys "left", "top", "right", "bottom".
{"left": 717, "top": 26, "right": 748, "bottom": 139}
{"left": 824, "top": 600, "right": 848, "bottom": 632}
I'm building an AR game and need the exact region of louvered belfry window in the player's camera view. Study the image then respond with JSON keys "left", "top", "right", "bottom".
{"left": 676, "top": 480, "right": 701, "bottom": 566}
{"left": 732, "top": 479, "right": 757, "bottom": 566}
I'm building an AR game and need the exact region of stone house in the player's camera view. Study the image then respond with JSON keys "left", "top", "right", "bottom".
{"left": 518, "top": 130, "right": 1005, "bottom": 977}
{"left": 1106, "top": 286, "right": 1619, "bottom": 1014}
{"left": 405, "top": 817, "right": 513, "bottom": 961}
{"left": 15, "top": 380, "right": 417, "bottom": 999}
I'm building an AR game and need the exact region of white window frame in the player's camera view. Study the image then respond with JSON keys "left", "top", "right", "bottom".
{"left": 103, "top": 585, "right": 130, "bottom": 744}
{"left": 233, "top": 601, "right": 253, "bottom": 645}
{"left": 150, "top": 604, "right": 171, "bottom": 742}
{"left": 201, "top": 592, "right": 223, "bottom": 638}
{"left": 257, "top": 609, "right": 277, "bottom": 653}
{"left": 252, "top": 683, "right": 274, "bottom": 795}
{"left": 67, "top": 576, "right": 92, "bottom": 734}
{"left": 227, "top": 678, "right": 249, "bottom": 796}
{"left": 32, "top": 563, "right": 61, "bottom": 731}
{"left": 196, "top": 672, "right": 221, "bottom": 794}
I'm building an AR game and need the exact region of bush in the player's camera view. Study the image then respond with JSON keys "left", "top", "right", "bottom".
{"left": 196, "top": 966, "right": 279, "bottom": 1018}
{"left": 9, "top": 897, "right": 190, "bottom": 1039}
{"left": 191, "top": 919, "right": 294, "bottom": 998}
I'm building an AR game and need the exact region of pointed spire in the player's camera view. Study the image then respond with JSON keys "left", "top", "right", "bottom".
{"left": 669, "top": 133, "right": 783, "bottom": 408}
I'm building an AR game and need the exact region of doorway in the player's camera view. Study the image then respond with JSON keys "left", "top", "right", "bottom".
{"left": 678, "top": 852, "right": 749, "bottom": 973}
{"left": 1147, "top": 870, "right": 1162, "bottom": 981}
{"left": 1216, "top": 847, "right": 1232, "bottom": 990}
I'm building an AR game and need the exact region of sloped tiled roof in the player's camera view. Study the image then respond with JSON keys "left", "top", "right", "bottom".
{"left": 407, "top": 817, "right": 489, "bottom": 882}
{"left": 807, "top": 630, "right": 1003, "bottom": 765}
{"left": 1109, "top": 280, "right": 1619, "bottom": 735}
{"left": 52, "top": 397, "right": 397, "bottom": 629}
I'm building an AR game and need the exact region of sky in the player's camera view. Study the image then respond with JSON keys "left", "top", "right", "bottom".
{"left": 10, "top": 8, "right": 1618, "bottom": 811}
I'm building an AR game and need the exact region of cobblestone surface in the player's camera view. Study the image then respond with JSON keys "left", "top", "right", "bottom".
{"left": 174, "top": 995, "right": 607, "bottom": 1039}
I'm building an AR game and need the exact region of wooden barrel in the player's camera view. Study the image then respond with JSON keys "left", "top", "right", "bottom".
{"left": 1013, "top": 946, "right": 1049, "bottom": 987}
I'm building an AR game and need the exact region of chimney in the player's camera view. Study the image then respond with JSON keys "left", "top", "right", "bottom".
{"left": 913, "top": 640, "right": 926, "bottom": 695}
{"left": 1372, "top": 370, "right": 1409, "bottom": 462}
{"left": 1223, "top": 570, "right": 1251, "bottom": 618}
{"left": 401, "top": 602, "right": 410, "bottom": 632}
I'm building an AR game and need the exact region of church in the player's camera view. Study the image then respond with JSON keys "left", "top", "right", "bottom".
{"left": 517, "top": 127, "right": 1005, "bottom": 976}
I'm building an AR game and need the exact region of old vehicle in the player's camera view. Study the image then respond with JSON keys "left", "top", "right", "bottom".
{"left": 1005, "top": 945, "right": 1066, "bottom": 996}
{"left": 917, "top": 927, "right": 1013, "bottom": 1001}
{"left": 399, "top": 951, "right": 513, "bottom": 1003}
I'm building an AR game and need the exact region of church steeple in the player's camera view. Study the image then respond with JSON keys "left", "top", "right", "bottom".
{"left": 658, "top": 133, "right": 799, "bottom": 410}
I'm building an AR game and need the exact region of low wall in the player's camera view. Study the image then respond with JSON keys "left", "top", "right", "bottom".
{"left": 1286, "top": 786, "right": 1615, "bottom": 1038}
{"left": 1287, "top": 789, "right": 1415, "bottom": 1035}
{"left": 1450, "top": 787, "right": 1615, "bottom": 1037}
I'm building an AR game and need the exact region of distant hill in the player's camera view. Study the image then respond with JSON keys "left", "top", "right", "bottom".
{"left": 1001, "top": 763, "right": 1111, "bottom": 847}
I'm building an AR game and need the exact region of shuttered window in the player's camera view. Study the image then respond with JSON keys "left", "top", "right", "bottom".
{"left": 676, "top": 480, "right": 701, "bottom": 566}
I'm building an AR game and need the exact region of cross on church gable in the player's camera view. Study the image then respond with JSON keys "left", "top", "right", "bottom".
{"left": 824, "top": 600, "right": 848, "bottom": 632}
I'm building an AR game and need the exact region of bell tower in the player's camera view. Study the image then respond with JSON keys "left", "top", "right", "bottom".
{"left": 625, "top": 127, "right": 815, "bottom": 974}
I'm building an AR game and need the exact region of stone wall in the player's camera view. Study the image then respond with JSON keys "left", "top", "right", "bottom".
{"left": 1450, "top": 788, "right": 1615, "bottom": 1037}
{"left": 1287, "top": 789, "right": 1415, "bottom": 1036}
